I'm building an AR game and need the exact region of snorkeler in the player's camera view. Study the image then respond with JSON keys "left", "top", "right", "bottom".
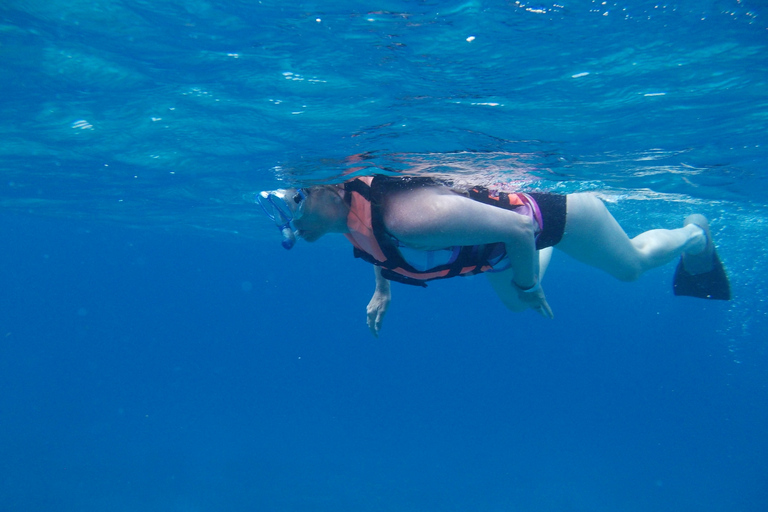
{"left": 258, "top": 175, "right": 730, "bottom": 337}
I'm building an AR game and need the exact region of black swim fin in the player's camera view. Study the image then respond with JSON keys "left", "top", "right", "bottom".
{"left": 673, "top": 250, "right": 731, "bottom": 300}
{"left": 673, "top": 214, "right": 731, "bottom": 301}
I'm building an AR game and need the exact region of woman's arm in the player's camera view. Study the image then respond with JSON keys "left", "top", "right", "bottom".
{"left": 367, "top": 265, "right": 391, "bottom": 337}
{"left": 385, "top": 188, "right": 537, "bottom": 282}
{"left": 383, "top": 187, "right": 552, "bottom": 317}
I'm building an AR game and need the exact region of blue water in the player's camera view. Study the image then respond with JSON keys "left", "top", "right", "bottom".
{"left": 2, "top": 1, "right": 767, "bottom": 511}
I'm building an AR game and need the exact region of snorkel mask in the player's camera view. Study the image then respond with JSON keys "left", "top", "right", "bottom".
{"left": 256, "top": 188, "right": 308, "bottom": 249}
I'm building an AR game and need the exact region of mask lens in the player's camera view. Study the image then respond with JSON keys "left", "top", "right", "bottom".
{"left": 257, "top": 191, "right": 293, "bottom": 226}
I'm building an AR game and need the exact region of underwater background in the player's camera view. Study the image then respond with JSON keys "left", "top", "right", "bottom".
{"left": 1, "top": 1, "right": 767, "bottom": 511}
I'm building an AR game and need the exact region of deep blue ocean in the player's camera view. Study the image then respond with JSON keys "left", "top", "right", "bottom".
{"left": 2, "top": 1, "right": 767, "bottom": 511}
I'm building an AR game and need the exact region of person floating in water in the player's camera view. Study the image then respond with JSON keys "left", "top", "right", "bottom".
{"left": 258, "top": 175, "right": 730, "bottom": 337}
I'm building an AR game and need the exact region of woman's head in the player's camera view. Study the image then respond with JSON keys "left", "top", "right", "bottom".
{"left": 257, "top": 184, "right": 349, "bottom": 248}
{"left": 291, "top": 185, "right": 349, "bottom": 242}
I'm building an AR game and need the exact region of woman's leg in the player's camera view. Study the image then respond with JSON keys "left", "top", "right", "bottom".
{"left": 555, "top": 193, "right": 706, "bottom": 281}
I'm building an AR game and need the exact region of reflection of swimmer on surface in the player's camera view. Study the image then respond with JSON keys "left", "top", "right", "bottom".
{"left": 258, "top": 175, "right": 730, "bottom": 337}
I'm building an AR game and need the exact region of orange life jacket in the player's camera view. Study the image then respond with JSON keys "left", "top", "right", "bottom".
{"left": 342, "top": 175, "right": 541, "bottom": 287}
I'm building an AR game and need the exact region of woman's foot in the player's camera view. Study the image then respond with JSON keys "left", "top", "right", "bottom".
{"left": 673, "top": 214, "right": 731, "bottom": 300}
{"left": 681, "top": 214, "right": 714, "bottom": 275}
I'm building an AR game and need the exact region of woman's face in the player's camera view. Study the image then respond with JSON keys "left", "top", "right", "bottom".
{"left": 292, "top": 189, "right": 344, "bottom": 242}
{"left": 293, "top": 208, "right": 329, "bottom": 242}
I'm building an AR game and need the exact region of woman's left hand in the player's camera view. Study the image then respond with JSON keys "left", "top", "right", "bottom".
{"left": 515, "top": 284, "right": 554, "bottom": 319}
